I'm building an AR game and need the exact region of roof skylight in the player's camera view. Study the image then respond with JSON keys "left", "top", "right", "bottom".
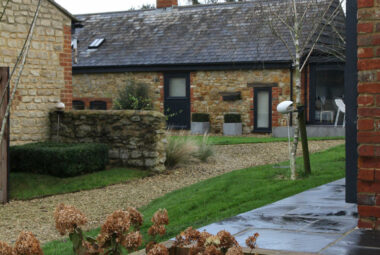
{"left": 88, "top": 38, "right": 105, "bottom": 49}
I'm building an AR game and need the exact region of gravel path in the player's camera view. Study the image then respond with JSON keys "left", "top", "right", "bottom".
{"left": 0, "top": 140, "right": 343, "bottom": 244}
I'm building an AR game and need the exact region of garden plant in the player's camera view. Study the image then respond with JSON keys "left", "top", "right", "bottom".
{"left": 113, "top": 80, "right": 152, "bottom": 110}
{"left": 0, "top": 205, "right": 259, "bottom": 255}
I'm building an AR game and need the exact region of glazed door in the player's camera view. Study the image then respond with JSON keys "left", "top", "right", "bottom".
{"left": 254, "top": 87, "right": 272, "bottom": 132}
{"left": 164, "top": 73, "right": 190, "bottom": 129}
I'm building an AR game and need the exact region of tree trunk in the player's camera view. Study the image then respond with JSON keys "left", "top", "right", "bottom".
{"left": 290, "top": 66, "right": 301, "bottom": 180}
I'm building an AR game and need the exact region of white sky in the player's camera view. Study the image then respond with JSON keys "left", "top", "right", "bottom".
{"left": 55, "top": 0, "right": 190, "bottom": 14}
{"left": 55, "top": 0, "right": 346, "bottom": 15}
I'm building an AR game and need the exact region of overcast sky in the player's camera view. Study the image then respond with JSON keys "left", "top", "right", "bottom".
{"left": 55, "top": 0, "right": 190, "bottom": 14}
{"left": 55, "top": 0, "right": 346, "bottom": 15}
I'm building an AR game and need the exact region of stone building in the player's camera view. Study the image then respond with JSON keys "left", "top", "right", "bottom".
{"left": 0, "top": 0, "right": 76, "bottom": 144}
{"left": 72, "top": 0, "right": 345, "bottom": 135}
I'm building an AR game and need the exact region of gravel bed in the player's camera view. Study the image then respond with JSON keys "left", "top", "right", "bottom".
{"left": 0, "top": 140, "right": 343, "bottom": 244}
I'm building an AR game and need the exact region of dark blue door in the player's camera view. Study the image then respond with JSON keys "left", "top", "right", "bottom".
{"left": 164, "top": 73, "right": 190, "bottom": 129}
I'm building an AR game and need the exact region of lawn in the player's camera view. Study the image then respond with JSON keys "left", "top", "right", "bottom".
{"left": 43, "top": 144, "right": 345, "bottom": 255}
{"left": 170, "top": 135, "right": 344, "bottom": 145}
{"left": 10, "top": 168, "right": 150, "bottom": 200}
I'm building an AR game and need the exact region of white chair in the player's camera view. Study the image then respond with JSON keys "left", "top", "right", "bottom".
{"left": 318, "top": 97, "right": 334, "bottom": 123}
{"left": 334, "top": 99, "right": 346, "bottom": 127}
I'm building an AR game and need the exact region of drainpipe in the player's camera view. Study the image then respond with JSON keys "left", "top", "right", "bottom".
{"left": 290, "top": 66, "right": 293, "bottom": 126}
{"left": 304, "top": 66, "right": 308, "bottom": 122}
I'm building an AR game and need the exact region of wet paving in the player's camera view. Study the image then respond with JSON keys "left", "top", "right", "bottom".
{"left": 199, "top": 179, "right": 380, "bottom": 254}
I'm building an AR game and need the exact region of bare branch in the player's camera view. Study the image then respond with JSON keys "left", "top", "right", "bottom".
{"left": 268, "top": 16, "right": 296, "bottom": 63}
{"left": 0, "top": 0, "right": 42, "bottom": 145}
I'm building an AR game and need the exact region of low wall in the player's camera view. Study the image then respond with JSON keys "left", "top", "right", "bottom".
{"left": 50, "top": 110, "right": 167, "bottom": 171}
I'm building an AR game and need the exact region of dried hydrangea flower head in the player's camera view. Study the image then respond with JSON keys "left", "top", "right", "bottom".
{"left": 148, "top": 224, "right": 166, "bottom": 237}
{"left": 100, "top": 210, "right": 131, "bottom": 238}
{"left": 216, "top": 230, "right": 238, "bottom": 250}
{"left": 81, "top": 240, "right": 102, "bottom": 255}
{"left": 226, "top": 246, "right": 243, "bottom": 255}
{"left": 54, "top": 203, "right": 87, "bottom": 235}
{"left": 205, "top": 236, "right": 221, "bottom": 247}
{"left": 148, "top": 208, "right": 169, "bottom": 237}
{"left": 122, "top": 231, "right": 142, "bottom": 252}
{"left": 126, "top": 207, "right": 143, "bottom": 229}
{"left": 245, "top": 233, "right": 259, "bottom": 249}
{"left": 174, "top": 227, "right": 201, "bottom": 247}
{"left": 204, "top": 245, "right": 222, "bottom": 255}
{"left": 198, "top": 231, "right": 212, "bottom": 247}
{"left": 151, "top": 209, "right": 169, "bottom": 226}
{"left": 14, "top": 231, "right": 43, "bottom": 255}
{"left": 146, "top": 243, "right": 169, "bottom": 255}
{"left": 0, "top": 241, "right": 14, "bottom": 255}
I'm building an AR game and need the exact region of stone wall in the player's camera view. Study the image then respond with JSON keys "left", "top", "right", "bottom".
{"left": 73, "top": 69, "right": 292, "bottom": 133}
{"left": 0, "top": 0, "right": 73, "bottom": 145}
{"left": 190, "top": 70, "right": 291, "bottom": 133}
{"left": 356, "top": 0, "right": 380, "bottom": 230}
{"left": 50, "top": 110, "right": 167, "bottom": 171}
{"left": 72, "top": 72, "right": 163, "bottom": 111}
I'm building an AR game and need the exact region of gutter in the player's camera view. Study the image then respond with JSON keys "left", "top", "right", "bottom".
{"left": 72, "top": 61, "right": 293, "bottom": 74}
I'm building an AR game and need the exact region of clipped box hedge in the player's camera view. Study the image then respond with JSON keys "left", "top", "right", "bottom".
{"left": 10, "top": 142, "right": 109, "bottom": 177}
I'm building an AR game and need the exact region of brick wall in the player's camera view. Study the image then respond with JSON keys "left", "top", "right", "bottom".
{"left": 73, "top": 69, "right": 292, "bottom": 133}
{"left": 356, "top": 0, "right": 380, "bottom": 230}
{"left": 0, "top": 0, "right": 73, "bottom": 144}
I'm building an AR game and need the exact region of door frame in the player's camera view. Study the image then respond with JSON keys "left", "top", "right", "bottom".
{"left": 309, "top": 63, "right": 345, "bottom": 125}
{"left": 253, "top": 87, "right": 272, "bottom": 133}
{"left": 164, "top": 72, "right": 191, "bottom": 129}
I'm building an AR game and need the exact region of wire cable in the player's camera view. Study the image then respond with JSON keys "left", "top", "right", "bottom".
{"left": 0, "top": 0, "right": 10, "bottom": 22}
{"left": 0, "top": 0, "right": 42, "bottom": 145}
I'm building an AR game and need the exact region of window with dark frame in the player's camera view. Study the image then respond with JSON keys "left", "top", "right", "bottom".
{"left": 72, "top": 100, "right": 85, "bottom": 110}
{"left": 90, "top": 101, "right": 107, "bottom": 110}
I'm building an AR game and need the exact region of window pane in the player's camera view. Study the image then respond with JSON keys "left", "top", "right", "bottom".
{"left": 257, "top": 91, "right": 270, "bottom": 128}
{"left": 72, "top": 100, "right": 85, "bottom": 110}
{"left": 90, "top": 101, "right": 107, "bottom": 110}
{"left": 169, "top": 78, "right": 186, "bottom": 97}
{"left": 315, "top": 69, "right": 344, "bottom": 123}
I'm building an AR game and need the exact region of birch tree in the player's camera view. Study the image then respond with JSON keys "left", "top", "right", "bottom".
{"left": 263, "top": 0, "right": 345, "bottom": 179}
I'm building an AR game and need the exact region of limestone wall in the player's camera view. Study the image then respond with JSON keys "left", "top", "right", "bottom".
{"left": 0, "top": 0, "right": 73, "bottom": 144}
{"left": 72, "top": 72, "right": 163, "bottom": 111}
{"left": 50, "top": 110, "right": 167, "bottom": 171}
{"left": 73, "top": 69, "right": 292, "bottom": 134}
{"left": 190, "top": 70, "right": 291, "bottom": 133}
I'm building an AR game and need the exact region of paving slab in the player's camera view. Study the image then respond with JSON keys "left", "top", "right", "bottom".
{"left": 199, "top": 178, "right": 380, "bottom": 254}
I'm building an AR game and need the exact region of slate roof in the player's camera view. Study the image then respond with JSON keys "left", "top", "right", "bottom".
{"left": 72, "top": 0, "right": 345, "bottom": 69}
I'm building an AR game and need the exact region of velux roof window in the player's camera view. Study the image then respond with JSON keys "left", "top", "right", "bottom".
{"left": 88, "top": 38, "right": 105, "bottom": 49}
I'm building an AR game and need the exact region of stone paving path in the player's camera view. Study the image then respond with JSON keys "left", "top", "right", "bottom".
{"left": 200, "top": 179, "right": 380, "bottom": 255}
{"left": 0, "top": 140, "right": 343, "bottom": 244}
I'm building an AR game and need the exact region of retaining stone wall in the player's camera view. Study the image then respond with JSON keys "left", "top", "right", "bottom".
{"left": 50, "top": 110, "right": 167, "bottom": 171}
{"left": 0, "top": 0, "right": 73, "bottom": 145}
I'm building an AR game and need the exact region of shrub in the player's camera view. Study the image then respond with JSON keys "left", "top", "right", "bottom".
{"left": 10, "top": 142, "right": 109, "bottom": 177}
{"left": 165, "top": 136, "right": 198, "bottom": 169}
{"left": 194, "top": 134, "right": 214, "bottom": 162}
{"left": 113, "top": 79, "right": 152, "bottom": 110}
{"left": 192, "top": 113, "right": 210, "bottom": 122}
{"left": 224, "top": 114, "right": 241, "bottom": 123}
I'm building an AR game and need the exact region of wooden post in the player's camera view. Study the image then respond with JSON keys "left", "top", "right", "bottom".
{"left": 298, "top": 105, "right": 311, "bottom": 176}
{"left": 0, "top": 67, "right": 9, "bottom": 203}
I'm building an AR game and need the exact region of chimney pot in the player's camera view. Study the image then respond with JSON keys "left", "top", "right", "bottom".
{"left": 157, "top": 0, "right": 178, "bottom": 8}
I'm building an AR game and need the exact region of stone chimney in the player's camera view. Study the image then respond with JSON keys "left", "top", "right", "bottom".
{"left": 157, "top": 0, "right": 178, "bottom": 8}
